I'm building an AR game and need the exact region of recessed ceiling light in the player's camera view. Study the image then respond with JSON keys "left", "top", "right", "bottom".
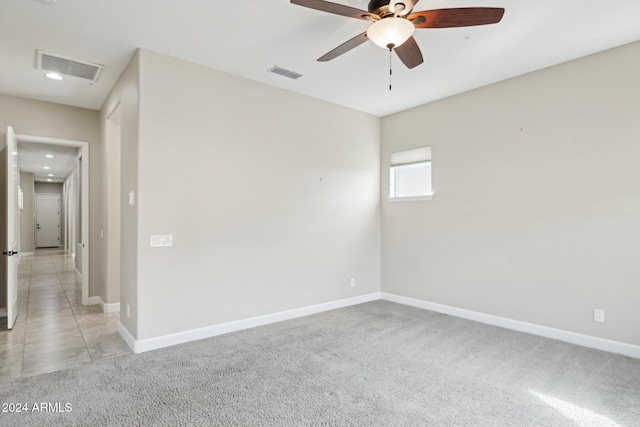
{"left": 48, "top": 174, "right": 54, "bottom": 177}
{"left": 43, "top": 166, "right": 50, "bottom": 170}
{"left": 45, "top": 154, "right": 54, "bottom": 158}
{"left": 47, "top": 179, "right": 52, "bottom": 182}
{"left": 45, "top": 72, "right": 63, "bottom": 80}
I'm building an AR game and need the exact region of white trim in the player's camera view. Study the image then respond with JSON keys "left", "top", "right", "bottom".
{"left": 0, "top": 308, "right": 7, "bottom": 317}
{"left": 118, "top": 322, "right": 137, "bottom": 352}
{"left": 21, "top": 251, "right": 34, "bottom": 257}
{"left": 381, "top": 293, "right": 640, "bottom": 359}
{"left": 128, "top": 293, "right": 381, "bottom": 354}
{"left": 389, "top": 195, "right": 433, "bottom": 202}
{"left": 15, "top": 134, "right": 88, "bottom": 146}
{"left": 88, "top": 296, "right": 120, "bottom": 313}
{"left": 103, "top": 301, "right": 121, "bottom": 313}
{"left": 80, "top": 145, "right": 90, "bottom": 306}
{"left": 115, "top": 291, "right": 640, "bottom": 359}
{"left": 97, "top": 297, "right": 120, "bottom": 313}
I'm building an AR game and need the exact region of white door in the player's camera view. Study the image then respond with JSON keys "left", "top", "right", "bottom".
{"left": 36, "top": 194, "right": 60, "bottom": 248}
{"left": 4, "top": 127, "right": 19, "bottom": 329}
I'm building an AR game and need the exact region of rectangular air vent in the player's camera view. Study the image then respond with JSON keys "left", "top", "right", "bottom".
{"left": 36, "top": 50, "right": 104, "bottom": 82}
{"left": 268, "top": 66, "right": 302, "bottom": 80}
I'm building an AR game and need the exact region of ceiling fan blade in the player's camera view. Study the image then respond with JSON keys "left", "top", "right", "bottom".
{"left": 291, "top": 0, "right": 377, "bottom": 20}
{"left": 409, "top": 7, "right": 505, "bottom": 28}
{"left": 394, "top": 37, "right": 423, "bottom": 69}
{"left": 318, "top": 32, "right": 369, "bottom": 62}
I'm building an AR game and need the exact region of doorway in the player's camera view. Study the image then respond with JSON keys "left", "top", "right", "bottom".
{"left": 35, "top": 193, "right": 61, "bottom": 248}
{"left": 15, "top": 134, "right": 90, "bottom": 306}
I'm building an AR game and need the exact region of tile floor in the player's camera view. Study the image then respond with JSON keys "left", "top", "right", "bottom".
{"left": 0, "top": 248, "right": 131, "bottom": 379}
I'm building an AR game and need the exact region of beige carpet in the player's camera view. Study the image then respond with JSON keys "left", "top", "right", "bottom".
{"left": 1, "top": 300, "right": 638, "bottom": 426}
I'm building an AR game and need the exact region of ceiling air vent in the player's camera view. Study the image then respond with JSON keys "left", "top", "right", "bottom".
{"left": 268, "top": 66, "right": 302, "bottom": 80}
{"left": 36, "top": 50, "right": 104, "bottom": 82}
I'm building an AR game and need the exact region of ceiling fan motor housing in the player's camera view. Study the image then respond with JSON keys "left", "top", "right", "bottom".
{"left": 368, "top": 0, "right": 392, "bottom": 14}
{"left": 368, "top": 0, "right": 413, "bottom": 16}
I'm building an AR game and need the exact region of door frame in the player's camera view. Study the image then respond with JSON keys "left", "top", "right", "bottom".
{"left": 16, "top": 134, "right": 90, "bottom": 306}
{"left": 3, "top": 127, "right": 19, "bottom": 327}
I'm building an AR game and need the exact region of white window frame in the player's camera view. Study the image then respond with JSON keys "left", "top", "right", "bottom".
{"left": 389, "top": 146, "right": 433, "bottom": 202}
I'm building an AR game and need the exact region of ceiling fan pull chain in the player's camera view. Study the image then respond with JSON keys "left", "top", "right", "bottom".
{"left": 389, "top": 47, "right": 393, "bottom": 91}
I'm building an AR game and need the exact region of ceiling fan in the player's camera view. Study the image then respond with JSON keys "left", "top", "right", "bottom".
{"left": 291, "top": 0, "right": 505, "bottom": 69}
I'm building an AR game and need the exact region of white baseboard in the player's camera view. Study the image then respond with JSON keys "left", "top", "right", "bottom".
{"left": 0, "top": 308, "right": 7, "bottom": 317}
{"left": 88, "top": 296, "right": 121, "bottom": 313}
{"left": 381, "top": 292, "right": 640, "bottom": 359}
{"left": 118, "top": 322, "right": 136, "bottom": 352}
{"left": 114, "top": 290, "right": 640, "bottom": 359}
{"left": 128, "top": 292, "right": 381, "bottom": 354}
{"left": 100, "top": 299, "right": 121, "bottom": 313}
{"left": 21, "top": 251, "right": 34, "bottom": 257}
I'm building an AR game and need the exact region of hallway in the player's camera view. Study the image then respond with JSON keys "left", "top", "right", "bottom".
{"left": 0, "top": 249, "right": 130, "bottom": 379}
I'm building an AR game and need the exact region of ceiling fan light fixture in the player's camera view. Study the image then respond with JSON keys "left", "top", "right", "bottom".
{"left": 366, "top": 17, "right": 415, "bottom": 49}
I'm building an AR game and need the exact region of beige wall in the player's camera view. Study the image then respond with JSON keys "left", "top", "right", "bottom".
{"left": 19, "top": 172, "right": 35, "bottom": 254}
{"left": 381, "top": 41, "right": 640, "bottom": 346}
{"left": 34, "top": 182, "right": 63, "bottom": 195}
{"left": 9, "top": 39, "right": 636, "bottom": 351}
{"left": 130, "top": 50, "right": 381, "bottom": 340}
{"left": 101, "top": 113, "right": 121, "bottom": 305}
{"left": 0, "top": 94, "right": 101, "bottom": 298}
{"left": 100, "top": 51, "right": 139, "bottom": 329}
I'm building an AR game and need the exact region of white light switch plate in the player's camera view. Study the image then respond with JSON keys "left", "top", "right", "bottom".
{"left": 150, "top": 234, "right": 173, "bottom": 247}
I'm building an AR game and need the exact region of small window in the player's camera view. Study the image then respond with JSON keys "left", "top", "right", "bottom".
{"left": 389, "top": 146, "right": 432, "bottom": 200}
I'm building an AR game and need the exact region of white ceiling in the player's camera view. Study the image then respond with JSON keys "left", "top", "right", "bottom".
{"left": 2, "top": 0, "right": 640, "bottom": 117}
{"left": 18, "top": 141, "right": 77, "bottom": 183}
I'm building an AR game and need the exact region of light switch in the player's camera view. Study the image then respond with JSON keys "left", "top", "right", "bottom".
{"left": 128, "top": 191, "right": 135, "bottom": 206}
{"left": 150, "top": 234, "right": 173, "bottom": 247}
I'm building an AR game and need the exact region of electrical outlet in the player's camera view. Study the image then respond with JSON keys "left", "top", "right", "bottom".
{"left": 594, "top": 309, "right": 605, "bottom": 323}
{"left": 150, "top": 234, "right": 173, "bottom": 247}
{"left": 350, "top": 278, "right": 356, "bottom": 288}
